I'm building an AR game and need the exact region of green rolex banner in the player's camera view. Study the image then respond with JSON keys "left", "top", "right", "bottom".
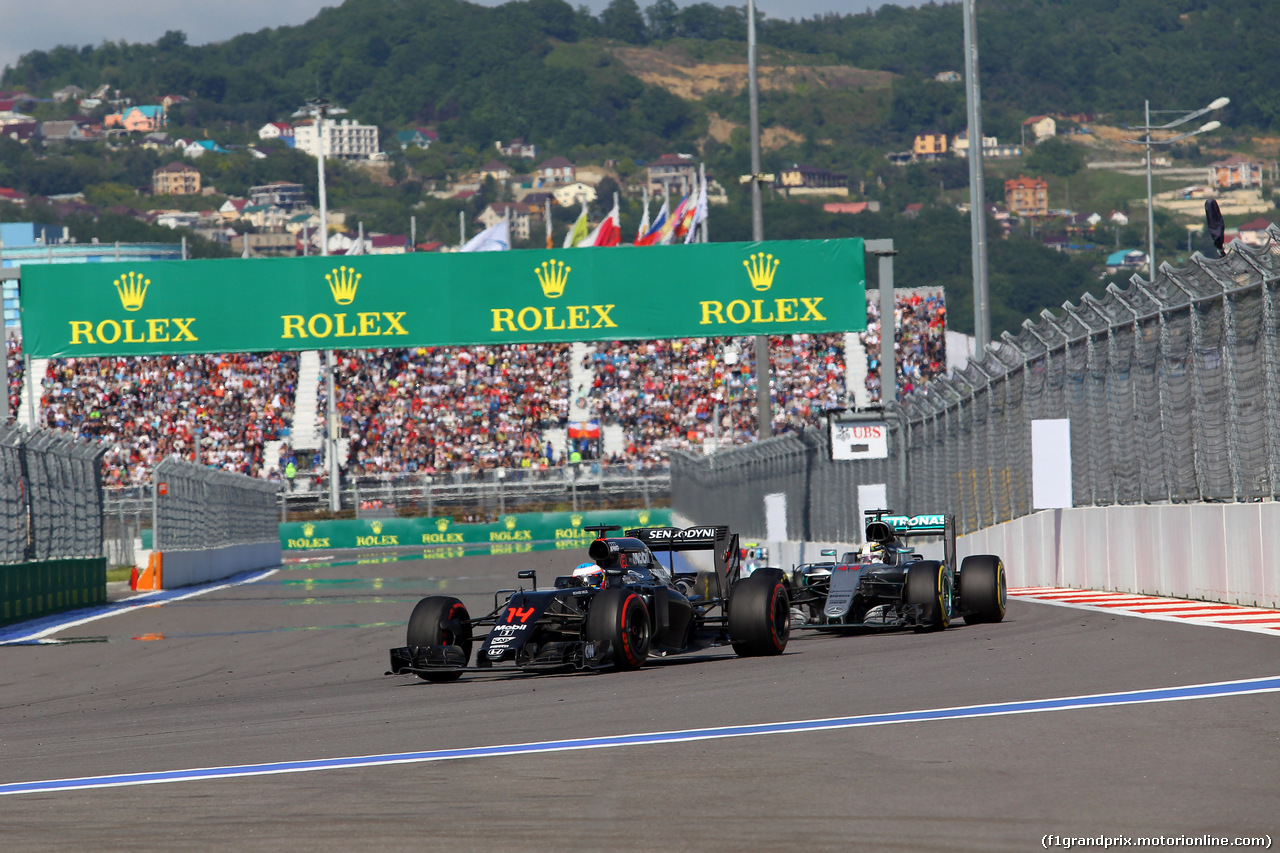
{"left": 279, "top": 508, "right": 672, "bottom": 552}
{"left": 19, "top": 239, "right": 865, "bottom": 358}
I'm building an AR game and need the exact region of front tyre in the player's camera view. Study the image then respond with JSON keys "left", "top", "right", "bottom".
{"left": 584, "top": 589, "right": 652, "bottom": 671}
{"left": 406, "top": 596, "right": 472, "bottom": 682}
{"left": 960, "top": 555, "right": 1007, "bottom": 624}
{"left": 728, "top": 568, "right": 790, "bottom": 656}
{"left": 906, "top": 561, "right": 951, "bottom": 632}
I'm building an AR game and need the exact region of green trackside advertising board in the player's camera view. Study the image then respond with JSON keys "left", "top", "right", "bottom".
{"left": 19, "top": 239, "right": 865, "bottom": 358}
{"left": 279, "top": 508, "right": 672, "bottom": 553}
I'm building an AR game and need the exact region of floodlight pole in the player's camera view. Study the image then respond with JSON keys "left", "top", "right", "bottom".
{"left": 297, "top": 97, "right": 343, "bottom": 514}
{"left": 963, "top": 0, "right": 990, "bottom": 354}
{"left": 1122, "top": 96, "right": 1229, "bottom": 282}
{"left": 747, "top": 0, "right": 771, "bottom": 440}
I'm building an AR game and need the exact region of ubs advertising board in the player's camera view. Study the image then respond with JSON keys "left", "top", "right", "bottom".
{"left": 19, "top": 239, "right": 865, "bottom": 357}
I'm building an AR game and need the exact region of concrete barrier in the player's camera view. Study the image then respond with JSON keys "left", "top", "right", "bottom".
{"left": 957, "top": 504, "right": 1278, "bottom": 609}
{"left": 677, "top": 505, "right": 1279, "bottom": 608}
{"left": 155, "top": 541, "right": 282, "bottom": 589}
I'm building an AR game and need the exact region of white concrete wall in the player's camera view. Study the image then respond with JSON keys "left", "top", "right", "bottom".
{"left": 959, "top": 504, "right": 1280, "bottom": 609}
{"left": 678, "top": 505, "right": 1279, "bottom": 607}
{"left": 161, "top": 541, "right": 282, "bottom": 589}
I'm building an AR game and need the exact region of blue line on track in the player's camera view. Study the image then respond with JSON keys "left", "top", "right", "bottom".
{"left": 0, "top": 568, "right": 278, "bottom": 645}
{"left": 3, "top": 675, "right": 1278, "bottom": 796}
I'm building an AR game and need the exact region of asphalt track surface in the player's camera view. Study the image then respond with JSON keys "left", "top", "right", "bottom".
{"left": 2, "top": 548, "right": 1277, "bottom": 852}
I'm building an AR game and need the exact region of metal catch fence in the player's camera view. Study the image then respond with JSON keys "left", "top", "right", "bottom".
{"left": 153, "top": 458, "right": 281, "bottom": 551}
{"left": 673, "top": 230, "right": 1280, "bottom": 540}
{"left": 0, "top": 424, "right": 105, "bottom": 563}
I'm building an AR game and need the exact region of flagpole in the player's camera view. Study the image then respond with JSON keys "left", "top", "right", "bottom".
{"left": 747, "top": 0, "right": 772, "bottom": 440}
{"left": 545, "top": 198, "right": 552, "bottom": 249}
{"left": 459, "top": 210, "right": 465, "bottom": 248}
{"left": 700, "top": 162, "right": 709, "bottom": 243}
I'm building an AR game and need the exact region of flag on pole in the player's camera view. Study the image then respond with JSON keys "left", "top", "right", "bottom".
{"left": 657, "top": 193, "right": 691, "bottom": 245}
{"left": 635, "top": 195, "right": 650, "bottom": 243}
{"left": 577, "top": 195, "right": 621, "bottom": 247}
{"left": 563, "top": 202, "right": 590, "bottom": 248}
{"left": 634, "top": 199, "right": 669, "bottom": 246}
{"left": 684, "top": 176, "right": 709, "bottom": 244}
{"left": 460, "top": 219, "right": 510, "bottom": 252}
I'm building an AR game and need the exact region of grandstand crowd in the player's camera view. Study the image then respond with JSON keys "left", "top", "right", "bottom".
{"left": 7, "top": 293, "right": 948, "bottom": 483}
{"left": 316, "top": 344, "right": 571, "bottom": 476}
{"left": 40, "top": 353, "right": 296, "bottom": 486}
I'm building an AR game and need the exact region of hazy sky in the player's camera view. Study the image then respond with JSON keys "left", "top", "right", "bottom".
{"left": 1, "top": 1, "right": 913, "bottom": 78}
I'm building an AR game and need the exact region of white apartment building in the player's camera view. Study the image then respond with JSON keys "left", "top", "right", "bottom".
{"left": 294, "top": 119, "right": 380, "bottom": 161}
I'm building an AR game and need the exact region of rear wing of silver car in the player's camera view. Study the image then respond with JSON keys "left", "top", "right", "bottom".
{"left": 863, "top": 511, "right": 956, "bottom": 568}
{"left": 626, "top": 526, "right": 740, "bottom": 599}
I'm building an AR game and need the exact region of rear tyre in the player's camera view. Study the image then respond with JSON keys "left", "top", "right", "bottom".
{"left": 406, "top": 596, "right": 472, "bottom": 682}
{"left": 960, "top": 555, "right": 1007, "bottom": 624}
{"left": 906, "top": 561, "right": 951, "bottom": 632}
{"left": 729, "top": 568, "right": 790, "bottom": 656}
{"left": 584, "top": 589, "right": 651, "bottom": 671}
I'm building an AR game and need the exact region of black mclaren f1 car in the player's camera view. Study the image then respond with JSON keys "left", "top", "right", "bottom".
{"left": 388, "top": 524, "right": 791, "bottom": 681}
{"left": 789, "top": 510, "right": 1006, "bottom": 632}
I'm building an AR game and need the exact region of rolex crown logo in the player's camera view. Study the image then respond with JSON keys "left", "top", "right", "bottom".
{"left": 303, "top": 523, "right": 316, "bottom": 537}
{"left": 535, "top": 260, "right": 570, "bottom": 299}
{"left": 371, "top": 520, "right": 383, "bottom": 534}
{"left": 326, "top": 265, "right": 361, "bottom": 305}
{"left": 504, "top": 515, "right": 517, "bottom": 530}
{"left": 571, "top": 513, "right": 583, "bottom": 527}
{"left": 638, "top": 510, "right": 651, "bottom": 526}
{"left": 113, "top": 271, "right": 151, "bottom": 311}
{"left": 436, "top": 518, "right": 450, "bottom": 532}
{"left": 743, "top": 252, "right": 780, "bottom": 292}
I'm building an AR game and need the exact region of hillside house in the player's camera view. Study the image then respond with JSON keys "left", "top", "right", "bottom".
{"left": 647, "top": 153, "right": 698, "bottom": 194}
{"left": 912, "top": 132, "right": 948, "bottom": 161}
{"left": 1023, "top": 115, "right": 1056, "bottom": 144}
{"left": 553, "top": 182, "right": 597, "bottom": 207}
{"left": 477, "top": 203, "right": 534, "bottom": 241}
{"left": 105, "top": 105, "right": 166, "bottom": 133}
{"left": 294, "top": 119, "right": 379, "bottom": 161}
{"left": 396, "top": 129, "right": 436, "bottom": 150}
{"left": 241, "top": 204, "right": 289, "bottom": 230}
{"left": 257, "top": 122, "right": 294, "bottom": 141}
{"left": 1211, "top": 156, "right": 1263, "bottom": 190}
{"left": 249, "top": 181, "right": 306, "bottom": 210}
{"left": 39, "top": 118, "right": 94, "bottom": 142}
{"left": 479, "top": 159, "right": 513, "bottom": 181}
{"left": 536, "top": 156, "right": 576, "bottom": 186}
{"left": 152, "top": 161, "right": 202, "bottom": 196}
{"left": 1005, "top": 175, "right": 1049, "bottom": 217}
{"left": 935, "top": 71, "right": 962, "bottom": 83}
{"left": 219, "top": 198, "right": 249, "bottom": 222}
{"left": 52, "top": 85, "right": 85, "bottom": 103}
{"left": 184, "top": 140, "right": 228, "bottom": 158}
{"left": 1236, "top": 218, "right": 1273, "bottom": 247}
{"left": 496, "top": 138, "right": 538, "bottom": 159}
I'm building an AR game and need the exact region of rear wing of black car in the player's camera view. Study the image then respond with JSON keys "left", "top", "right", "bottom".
{"left": 627, "top": 526, "right": 741, "bottom": 598}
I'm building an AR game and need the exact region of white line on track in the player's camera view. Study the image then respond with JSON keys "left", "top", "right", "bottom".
{"left": 0, "top": 568, "right": 279, "bottom": 645}
{"left": 1010, "top": 587, "right": 1280, "bottom": 636}
{"left": 2, "top": 675, "right": 1278, "bottom": 796}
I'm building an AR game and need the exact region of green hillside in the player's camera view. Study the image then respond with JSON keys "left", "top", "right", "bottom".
{"left": 2, "top": 0, "right": 1274, "bottom": 336}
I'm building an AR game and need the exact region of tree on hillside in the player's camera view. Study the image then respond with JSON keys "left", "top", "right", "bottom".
{"left": 645, "top": 0, "right": 680, "bottom": 40}
{"left": 602, "top": 0, "right": 649, "bottom": 44}
{"left": 1025, "top": 137, "right": 1085, "bottom": 177}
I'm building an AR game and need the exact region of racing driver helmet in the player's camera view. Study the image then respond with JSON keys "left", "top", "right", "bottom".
{"left": 572, "top": 561, "right": 604, "bottom": 588}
